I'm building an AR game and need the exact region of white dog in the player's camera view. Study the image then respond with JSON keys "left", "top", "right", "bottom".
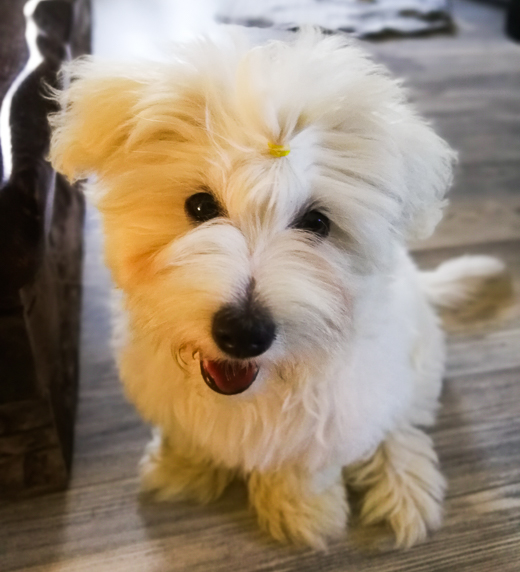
{"left": 49, "top": 30, "right": 504, "bottom": 549}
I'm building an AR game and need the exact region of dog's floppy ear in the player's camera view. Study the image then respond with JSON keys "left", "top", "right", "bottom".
{"left": 393, "top": 110, "right": 457, "bottom": 241}
{"left": 49, "top": 59, "right": 147, "bottom": 181}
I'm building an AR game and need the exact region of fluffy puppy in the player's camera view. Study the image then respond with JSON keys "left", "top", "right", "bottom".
{"left": 49, "top": 30, "right": 504, "bottom": 549}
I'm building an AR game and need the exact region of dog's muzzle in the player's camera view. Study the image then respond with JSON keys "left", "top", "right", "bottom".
{"left": 201, "top": 300, "right": 276, "bottom": 395}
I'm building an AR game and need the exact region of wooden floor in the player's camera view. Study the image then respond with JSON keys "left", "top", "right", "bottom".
{"left": 2, "top": 1, "right": 520, "bottom": 570}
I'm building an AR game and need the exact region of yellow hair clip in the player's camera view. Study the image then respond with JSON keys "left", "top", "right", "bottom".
{"left": 268, "top": 141, "right": 290, "bottom": 158}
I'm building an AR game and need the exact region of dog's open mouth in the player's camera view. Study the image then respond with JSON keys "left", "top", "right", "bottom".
{"left": 200, "top": 359, "right": 259, "bottom": 395}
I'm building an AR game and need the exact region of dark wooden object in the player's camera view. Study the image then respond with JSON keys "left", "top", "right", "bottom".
{"left": 506, "top": 0, "right": 520, "bottom": 40}
{"left": 0, "top": 0, "right": 91, "bottom": 496}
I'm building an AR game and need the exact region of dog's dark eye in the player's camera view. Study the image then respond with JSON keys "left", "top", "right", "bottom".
{"left": 295, "top": 210, "right": 331, "bottom": 238}
{"left": 185, "top": 192, "right": 222, "bottom": 223}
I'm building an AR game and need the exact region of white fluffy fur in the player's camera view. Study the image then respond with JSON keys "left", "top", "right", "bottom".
{"left": 420, "top": 255, "right": 506, "bottom": 309}
{"left": 49, "top": 30, "right": 503, "bottom": 549}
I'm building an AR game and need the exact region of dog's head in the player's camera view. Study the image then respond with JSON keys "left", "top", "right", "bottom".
{"left": 50, "top": 30, "right": 455, "bottom": 396}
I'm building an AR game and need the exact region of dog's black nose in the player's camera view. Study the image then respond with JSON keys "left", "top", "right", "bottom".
{"left": 212, "top": 302, "right": 276, "bottom": 359}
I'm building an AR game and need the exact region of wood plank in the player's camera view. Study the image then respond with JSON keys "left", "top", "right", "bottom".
{"left": 366, "top": 3, "right": 520, "bottom": 252}
{"left": 1, "top": 362, "right": 519, "bottom": 572}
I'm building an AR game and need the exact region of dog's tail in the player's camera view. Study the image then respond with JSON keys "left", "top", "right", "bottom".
{"left": 419, "top": 255, "right": 506, "bottom": 309}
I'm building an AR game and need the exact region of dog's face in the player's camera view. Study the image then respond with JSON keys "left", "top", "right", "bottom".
{"left": 50, "top": 31, "right": 454, "bottom": 396}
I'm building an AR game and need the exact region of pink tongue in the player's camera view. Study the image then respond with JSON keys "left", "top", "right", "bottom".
{"left": 203, "top": 360, "right": 258, "bottom": 395}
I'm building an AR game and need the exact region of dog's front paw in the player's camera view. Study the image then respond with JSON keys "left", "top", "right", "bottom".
{"left": 346, "top": 426, "right": 446, "bottom": 548}
{"left": 140, "top": 432, "right": 234, "bottom": 504}
{"left": 248, "top": 468, "right": 348, "bottom": 550}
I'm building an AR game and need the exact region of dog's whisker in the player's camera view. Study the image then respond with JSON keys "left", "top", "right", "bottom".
{"left": 172, "top": 345, "right": 188, "bottom": 372}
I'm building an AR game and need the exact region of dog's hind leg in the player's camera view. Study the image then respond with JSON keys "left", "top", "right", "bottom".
{"left": 345, "top": 424, "right": 446, "bottom": 548}
{"left": 139, "top": 430, "right": 235, "bottom": 504}
{"left": 248, "top": 464, "right": 349, "bottom": 549}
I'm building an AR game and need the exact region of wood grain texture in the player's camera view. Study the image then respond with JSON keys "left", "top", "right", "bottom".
{"left": 0, "top": 0, "right": 90, "bottom": 497}
{"left": 1, "top": 0, "right": 519, "bottom": 569}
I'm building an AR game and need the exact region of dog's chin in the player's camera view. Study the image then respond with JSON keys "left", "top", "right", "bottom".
{"left": 200, "top": 359, "right": 259, "bottom": 395}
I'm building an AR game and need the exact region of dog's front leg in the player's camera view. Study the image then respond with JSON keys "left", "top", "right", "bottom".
{"left": 139, "top": 430, "right": 235, "bottom": 504}
{"left": 248, "top": 464, "right": 349, "bottom": 549}
{"left": 345, "top": 424, "right": 446, "bottom": 548}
